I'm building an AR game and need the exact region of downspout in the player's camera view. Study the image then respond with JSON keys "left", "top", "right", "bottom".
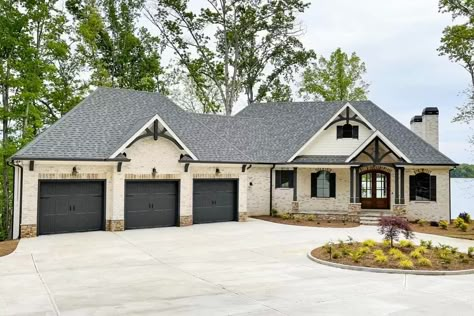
{"left": 449, "top": 168, "right": 453, "bottom": 223}
{"left": 269, "top": 164, "right": 275, "bottom": 216}
{"left": 10, "top": 161, "right": 23, "bottom": 239}
{"left": 6, "top": 160, "right": 15, "bottom": 239}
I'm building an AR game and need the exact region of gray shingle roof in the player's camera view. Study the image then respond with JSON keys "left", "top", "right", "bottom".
{"left": 13, "top": 88, "right": 456, "bottom": 165}
{"left": 292, "top": 155, "right": 349, "bottom": 164}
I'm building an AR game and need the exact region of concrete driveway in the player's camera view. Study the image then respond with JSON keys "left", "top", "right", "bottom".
{"left": 1, "top": 219, "right": 474, "bottom": 316}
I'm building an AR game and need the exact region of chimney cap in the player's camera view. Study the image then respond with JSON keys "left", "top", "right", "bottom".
{"left": 410, "top": 115, "right": 423, "bottom": 123}
{"left": 422, "top": 107, "right": 439, "bottom": 115}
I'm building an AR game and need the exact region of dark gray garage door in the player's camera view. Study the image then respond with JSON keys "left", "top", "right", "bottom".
{"left": 38, "top": 181, "right": 104, "bottom": 235}
{"left": 193, "top": 180, "right": 237, "bottom": 224}
{"left": 125, "top": 181, "right": 178, "bottom": 229}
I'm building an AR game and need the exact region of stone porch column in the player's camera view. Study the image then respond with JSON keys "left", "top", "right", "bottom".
{"left": 292, "top": 167, "right": 299, "bottom": 212}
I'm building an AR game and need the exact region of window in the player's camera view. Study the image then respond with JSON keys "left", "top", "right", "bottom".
{"left": 409, "top": 173, "right": 436, "bottom": 201}
{"left": 311, "top": 171, "right": 336, "bottom": 198}
{"left": 361, "top": 173, "right": 372, "bottom": 198}
{"left": 275, "top": 170, "right": 294, "bottom": 188}
{"left": 337, "top": 124, "right": 359, "bottom": 139}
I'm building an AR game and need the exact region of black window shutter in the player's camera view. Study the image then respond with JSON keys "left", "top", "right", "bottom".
{"left": 409, "top": 175, "right": 416, "bottom": 201}
{"left": 330, "top": 173, "right": 336, "bottom": 197}
{"left": 352, "top": 126, "right": 359, "bottom": 139}
{"left": 311, "top": 173, "right": 317, "bottom": 197}
{"left": 337, "top": 126, "right": 343, "bottom": 139}
{"left": 275, "top": 171, "right": 281, "bottom": 188}
{"left": 288, "top": 171, "right": 294, "bottom": 188}
{"left": 430, "top": 176, "right": 437, "bottom": 201}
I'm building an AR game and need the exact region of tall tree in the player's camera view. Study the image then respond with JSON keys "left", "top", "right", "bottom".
{"left": 299, "top": 48, "right": 369, "bottom": 101}
{"left": 66, "top": 0, "right": 166, "bottom": 93}
{"left": 1, "top": 0, "right": 76, "bottom": 239}
{"left": 145, "top": 0, "right": 314, "bottom": 115}
{"left": 438, "top": 1, "right": 474, "bottom": 125}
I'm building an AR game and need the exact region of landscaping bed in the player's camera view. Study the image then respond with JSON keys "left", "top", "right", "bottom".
{"left": 311, "top": 239, "right": 474, "bottom": 271}
{"left": 0, "top": 240, "right": 19, "bottom": 257}
{"left": 253, "top": 215, "right": 359, "bottom": 228}
{"left": 411, "top": 214, "right": 474, "bottom": 240}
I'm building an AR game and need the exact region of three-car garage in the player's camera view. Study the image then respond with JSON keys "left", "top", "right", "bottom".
{"left": 37, "top": 179, "right": 239, "bottom": 236}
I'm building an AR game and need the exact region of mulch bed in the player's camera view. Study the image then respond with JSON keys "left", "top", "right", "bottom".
{"left": 311, "top": 241, "right": 474, "bottom": 271}
{"left": 0, "top": 240, "right": 19, "bottom": 257}
{"left": 411, "top": 223, "right": 474, "bottom": 240}
{"left": 252, "top": 215, "right": 359, "bottom": 228}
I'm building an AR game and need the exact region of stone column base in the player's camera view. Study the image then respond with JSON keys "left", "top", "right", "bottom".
{"left": 348, "top": 203, "right": 362, "bottom": 214}
{"left": 20, "top": 224, "right": 37, "bottom": 238}
{"left": 106, "top": 220, "right": 124, "bottom": 232}
{"left": 239, "top": 212, "right": 248, "bottom": 222}
{"left": 393, "top": 204, "right": 407, "bottom": 217}
{"left": 180, "top": 215, "right": 192, "bottom": 226}
{"left": 291, "top": 201, "right": 300, "bottom": 213}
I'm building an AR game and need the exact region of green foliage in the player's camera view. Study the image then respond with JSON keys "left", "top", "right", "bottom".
{"left": 399, "top": 259, "right": 414, "bottom": 270}
{"left": 451, "top": 164, "right": 474, "bottom": 178}
{"left": 350, "top": 250, "right": 364, "bottom": 263}
{"left": 409, "top": 250, "right": 423, "bottom": 259}
{"left": 454, "top": 217, "right": 465, "bottom": 228}
{"left": 271, "top": 209, "right": 278, "bottom": 216}
{"left": 382, "top": 239, "right": 391, "bottom": 248}
{"left": 468, "top": 246, "right": 474, "bottom": 258}
{"left": 399, "top": 240, "right": 415, "bottom": 248}
{"left": 358, "top": 246, "right": 371, "bottom": 255}
{"left": 372, "top": 249, "right": 385, "bottom": 257}
{"left": 374, "top": 254, "right": 388, "bottom": 264}
{"left": 332, "top": 251, "right": 342, "bottom": 259}
{"left": 417, "top": 257, "right": 432, "bottom": 267}
{"left": 458, "top": 212, "right": 471, "bottom": 223}
{"left": 146, "top": 0, "right": 315, "bottom": 114}
{"left": 389, "top": 248, "right": 407, "bottom": 260}
{"left": 299, "top": 48, "right": 369, "bottom": 101}
{"left": 459, "top": 222, "right": 468, "bottom": 232}
{"left": 280, "top": 213, "right": 292, "bottom": 220}
{"left": 420, "top": 240, "right": 433, "bottom": 249}
{"left": 439, "top": 220, "right": 449, "bottom": 230}
{"left": 362, "top": 239, "right": 377, "bottom": 248}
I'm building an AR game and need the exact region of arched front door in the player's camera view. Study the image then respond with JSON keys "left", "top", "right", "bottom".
{"left": 360, "top": 171, "right": 390, "bottom": 209}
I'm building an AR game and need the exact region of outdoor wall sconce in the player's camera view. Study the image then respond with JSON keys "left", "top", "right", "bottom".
{"left": 72, "top": 166, "right": 78, "bottom": 176}
{"left": 216, "top": 168, "right": 221, "bottom": 174}
{"left": 152, "top": 167, "right": 157, "bottom": 176}
{"left": 249, "top": 182, "right": 253, "bottom": 186}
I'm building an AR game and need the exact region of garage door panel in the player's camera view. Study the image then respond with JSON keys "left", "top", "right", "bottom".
{"left": 193, "top": 180, "right": 237, "bottom": 224}
{"left": 38, "top": 181, "right": 104, "bottom": 235}
{"left": 125, "top": 181, "right": 178, "bottom": 229}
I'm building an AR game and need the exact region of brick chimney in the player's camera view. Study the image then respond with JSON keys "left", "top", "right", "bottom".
{"left": 410, "top": 115, "right": 424, "bottom": 140}
{"left": 422, "top": 107, "right": 439, "bottom": 150}
{"left": 410, "top": 107, "right": 439, "bottom": 149}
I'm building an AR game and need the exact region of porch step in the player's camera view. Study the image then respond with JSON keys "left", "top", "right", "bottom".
{"left": 359, "top": 210, "right": 392, "bottom": 226}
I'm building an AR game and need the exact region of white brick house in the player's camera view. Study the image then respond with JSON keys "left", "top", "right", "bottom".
{"left": 10, "top": 88, "right": 457, "bottom": 238}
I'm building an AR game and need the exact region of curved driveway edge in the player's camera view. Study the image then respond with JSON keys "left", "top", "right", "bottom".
{"left": 307, "top": 251, "right": 474, "bottom": 276}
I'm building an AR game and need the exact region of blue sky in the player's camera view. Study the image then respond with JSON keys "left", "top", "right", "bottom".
{"left": 296, "top": 0, "right": 473, "bottom": 163}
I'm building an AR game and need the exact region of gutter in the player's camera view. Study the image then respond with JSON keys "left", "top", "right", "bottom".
{"left": 7, "top": 160, "right": 23, "bottom": 239}
{"left": 449, "top": 168, "right": 453, "bottom": 223}
{"left": 269, "top": 164, "right": 275, "bottom": 216}
{"left": 10, "top": 157, "right": 131, "bottom": 162}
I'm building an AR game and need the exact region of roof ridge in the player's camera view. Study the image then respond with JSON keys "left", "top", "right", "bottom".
{"left": 186, "top": 113, "right": 253, "bottom": 161}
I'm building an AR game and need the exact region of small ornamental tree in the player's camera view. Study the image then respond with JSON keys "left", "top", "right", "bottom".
{"left": 378, "top": 216, "right": 414, "bottom": 248}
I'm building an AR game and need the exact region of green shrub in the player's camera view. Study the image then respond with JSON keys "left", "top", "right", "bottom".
{"left": 439, "top": 220, "right": 448, "bottom": 230}
{"left": 438, "top": 249, "right": 452, "bottom": 264}
{"left": 341, "top": 247, "right": 351, "bottom": 257}
{"left": 410, "top": 250, "right": 423, "bottom": 259}
{"left": 418, "top": 219, "right": 427, "bottom": 227}
{"left": 372, "top": 249, "right": 385, "bottom": 257}
{"left": 399, "top": 240, "right": 414, "bottom": 248}
{"left": 389, "top": 248, "right": 407, "bottom": 260}
{"left": 332, "top": 251, "right": 342, "bottom": 259}
{"left": 358, "top": 246, "right": 371, "bottom": 255}
{"left": 417, "top": 257, "right": 432, "bottom": 267}
{"left": 459, "top": 222, "right": 468, "bottom": 232}
{"left": 375, "top": 254, "right": 388, "bottom": 264}
{"left": 420, "top": 240, "right": 433, "bottom": 249}
{"left": 271, "top": 209, "right": 278, "bottom": 216}
{"left": 280, "top": 213, "right": 292, "bottom": 220}
{"left": 454, "top": 217, "right": 465, "bottom": 228}
{"left": 306, "top": 215, "right": 315, "bottom": 221}
{"left": 399, "top": 259, "right": 414, "bottom": 269}
{"left": 362, "top": 239, "right": 377, "bottom": 248}
{"left": 382, "top": 239, "right": 391, "bottom": 248}
{"left": 350, "top": 251, "right": 364, "bottom": 263}
{"left": 468, "top": 247, "right": 474, "bottom": 258}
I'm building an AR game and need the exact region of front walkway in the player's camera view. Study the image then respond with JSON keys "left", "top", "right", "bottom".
{"left": 1, "top": 219, "right": 473, "bottom": 315}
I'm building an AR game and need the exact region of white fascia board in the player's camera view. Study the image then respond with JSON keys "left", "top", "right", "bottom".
{"left": 287, "top": 102, "right": 375, "bottom": 162}
{"left": 109, "top": 114, "right": 198, "bottom": 160}
{"left": 345, "top": 130, "right": 411, "bottom": 163}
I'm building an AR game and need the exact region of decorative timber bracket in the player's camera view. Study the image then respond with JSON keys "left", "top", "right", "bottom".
{"left": 325, "top": 107, "right": 372, "bottom": 130}
{"left": 184, "top": 163, "right": 190, "bottom": 173}
{"left": 126, "top": 119, "right": 184, "bottom": 150}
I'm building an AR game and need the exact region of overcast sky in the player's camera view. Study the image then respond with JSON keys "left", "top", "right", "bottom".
{"left": 295, "top": 0, "right": 473, "bottom": 163}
